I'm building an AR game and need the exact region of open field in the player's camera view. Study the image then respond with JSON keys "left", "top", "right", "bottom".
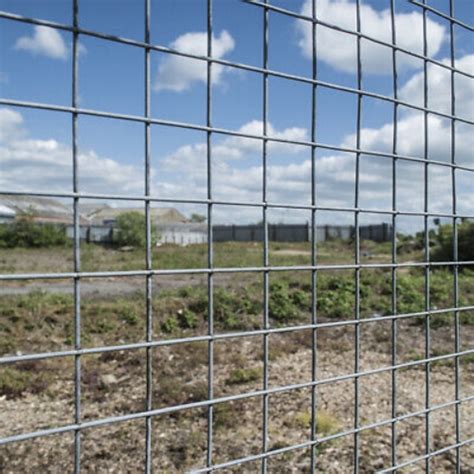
{"left": 0, "top": 240, "right": 394, "bottom": 275}
{"left": 1, "top": 241, "right": 473, "bottom": 472}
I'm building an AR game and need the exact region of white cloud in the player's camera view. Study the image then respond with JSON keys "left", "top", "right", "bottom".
{"left": 297, "top": 0, "right": 446, "bottom": 74}
{"left": 154, "top": 30, "right": 235, "bottom": 92}
{"left": 0, "top": 108, "right": 144, "bottom": 195}
{"left": 0, "top": 108, "right": 24, "bottom": 143}
{"left": 399, "top": 54, "right": 474, "bottom": 121}
{"left": 154, "top": 56, "right": 473, "bottom": 225}
{"left": 1, "top": 51, "right": 472, "bottom": 228}
{"left": 15, "top": 26, "right": 68, "bottom": 60}
{"left": 226, "top": 120, "right": 308, "bottom": 154}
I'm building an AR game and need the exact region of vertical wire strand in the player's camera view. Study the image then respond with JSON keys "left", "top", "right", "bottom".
{"left": 206, "top": 0, "right": 214, "bottom": 467}
{"left": 389, "top": 0, "right": 398, "bottom": 468}
{"left": 354, "top": 1, "right": 362, "bottom": 472}
{"left": 310, "top": 0, "right": 318, "bottom": 470}
{"left": 144, "top": 0, "right": 153, "bottom": 471}
{"left": 261, "top": 1, "right": 270, "bottom": 472}
{"left": 72, "top": 1, "right": 81, "bottom": 472}
{"left": 421, "top": 1, "right": 431, "bottom": 472}
{"left": 449, "top": 1, "right": 461, "bottom": 472}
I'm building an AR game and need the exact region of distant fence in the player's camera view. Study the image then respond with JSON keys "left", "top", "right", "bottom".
{"left": 213, "top": 223, "right": 392, "bottom": 243}
{"left": 65, "top": 223, "right": 208, "bottom": 245}
{"left": 64, "top": 222, "right": 392, "bottom": 245}
{"left": 66, "top": 224, "right": 113, "bottom": 243}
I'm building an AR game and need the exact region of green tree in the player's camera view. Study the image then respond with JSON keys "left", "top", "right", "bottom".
{"left": 114, "top": 211, "right": 157, "bottom": 248}
{"left": 0, "top": 209, "right": 68, "bottom": 248}
{"left": 190, "top": 213, "right": 206, "bottom": 223}
{"left": 431, "top": 220, "right": 474, "bottom": 264}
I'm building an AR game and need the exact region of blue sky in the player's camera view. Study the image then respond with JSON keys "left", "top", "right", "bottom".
{"left": 0, "top": 0, "right": 473, "bottom": 229}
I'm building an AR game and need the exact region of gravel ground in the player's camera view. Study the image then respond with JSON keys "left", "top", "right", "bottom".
{"left": 1, "top": 321, "right": 473, "bottom": 473}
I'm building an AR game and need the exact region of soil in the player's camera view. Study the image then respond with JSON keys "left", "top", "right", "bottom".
{"left": 1, "top": 321, "right": 473, "bottom": 473}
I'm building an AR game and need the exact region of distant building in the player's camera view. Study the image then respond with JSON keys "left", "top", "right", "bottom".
{"left": 0, "top": 194, "right": 88, "bottom": 225}
{"left": 0, "top": 203, "right": 16, "bottom": 223}
{"left": 87, "top": 206, "right": 188, "bottom": 227}
{"left": 156, "top": 223, "right": 207, "bottom": 245}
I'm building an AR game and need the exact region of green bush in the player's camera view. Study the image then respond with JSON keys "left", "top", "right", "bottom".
{"left": 0, "top": 219, "right": 68, "bottom": 248}
{"left": 226, "top": 367, "right": 261, "bottom": 385}
{"left": 114, "top": 211, "right": 157, "bottom": 248}
{"left": 317, "top": 276, "right": 354, "bottom": 319}
{"left": 161, "top": 316, "right": 178, "bottom": 333}
{"left": 269, "top": 281, "right": 300, "bottom": 322}
{"left": 431, "top": 220, "right": 474, "bottom": 264}
{"left": 177, "top": 308, "right": 198, "bottom": 329}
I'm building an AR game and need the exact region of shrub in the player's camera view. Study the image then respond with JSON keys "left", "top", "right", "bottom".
{"left": 161, "top": 316, "right": 178, "bottom": 333}
{"left": 317, "top": 276, "right": 354, "bottom": 319}
{"left": 114, "top": 211, "right": 157, "bottom": 248}
{"left": 269, "top": 281, "right": 300, "bottom": 322}
{"left": 226, "top": 367, "right": 261, "bottom": 385}
{"left": 177, "top": 308, "right": 198, "bottom": 329}
{"left": 204, "top": 287, "right": 260, "bottom": 330}
{"left": 431, "top": 220, "right": 474, "bottom": 264}
{"left": 190, "top": 213, "right": 206, "bottom": 223}
{"left": 118, "top": 304, "right": 139, "bottom": 326}
{"left": 0, "top": 362, "right": 54, "bottom": 399}
{"left": 213, "top": 403, "right": 234, "bottom": 430}
{"left": 0, "top": 368, "right": 29, "bottom": 399}
{"left": 293, "top": 410, "right": 339, "bottom": 435}
{"left": 0, "top": 219, "right": 68, "bottom": 248}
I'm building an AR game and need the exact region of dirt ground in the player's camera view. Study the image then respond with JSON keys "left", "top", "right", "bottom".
{"left": 1, "top": 242, "right": 473, "bottom": 472}
{"left": 1, "top": 320, "right": 473, "bottom": 473}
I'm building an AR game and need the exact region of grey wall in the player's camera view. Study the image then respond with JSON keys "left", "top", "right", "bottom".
{"left": 64, "top": 222, "right": 392, "bottom": 245}
{"left": 213, "top": 223, "right": 392, "bottom": 243}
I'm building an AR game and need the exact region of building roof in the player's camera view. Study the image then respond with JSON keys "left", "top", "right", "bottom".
{"left": 0, "top": 194, "right": 92, "bottom": 224}
{"left": 0, "top": 203, "right": 16, "bottom": 217}
{"left": 78, "top": 203, "right": 111, "bottom": 218}
{"left": 88, "top": 206, "right": 188, "bottom": 224}
{"left": 0, "top": 195, "right": 88, "bottom": 224}
{"left": 0, "top": 196, "right": 188, "bottom": 226}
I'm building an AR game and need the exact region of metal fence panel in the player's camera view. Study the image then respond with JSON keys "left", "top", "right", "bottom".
{"left": 0, "top": 0, "right": 472, "bottom": 473}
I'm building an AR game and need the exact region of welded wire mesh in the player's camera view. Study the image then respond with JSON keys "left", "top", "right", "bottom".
{"left": 0, "top": 0, "right": 473, "bottom": 472}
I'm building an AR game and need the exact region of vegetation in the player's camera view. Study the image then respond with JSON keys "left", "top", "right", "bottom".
{"left": 0, "top": 217, "right": 68, "bottom": 249}
{"left": 0, "top": 219, "right": 472, "bottom": 474}
{"left": 1, "top": 239, "right": 473, "bottom": 403}
{"left": 396, "top": 220, "right": 474, "bottom": 264}
{"left": 0, "top": 361, "right": 57, "bottom": 400}
{"left": 114, "top": 211, "right": 157, "bottom": 248}
{"left": 293, "top": 410, "right": 340, "bottom": 436}
{"left": 431, "top": 220, "right": 474, "bottom": 264}
{"left": 226, "top": 368, "right": 261, "bottom": 385}
{"left": 190, "top": 213, "right": 206, "bottom": 223}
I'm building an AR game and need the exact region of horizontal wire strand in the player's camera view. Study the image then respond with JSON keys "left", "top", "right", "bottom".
{"left": 0, "top": 2, "right": 471, "bottom": 472}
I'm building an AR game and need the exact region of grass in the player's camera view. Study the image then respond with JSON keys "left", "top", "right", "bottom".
{"left": 225, "top": 367, "right": 261, "bottom": 385}
{"left": 292, "top": 410, "right": 340, "bottom": 436}
{"left": 1, "top": 261, "right": 473, "bottom": 357}
{"left": 0, "top": 240, "right": 369, "bottom": 275}
{"left": 1, "top": 241, "right": 473, "bottom": 401}
{"left": 0, "top": 360, "right": 59, "bottom": 400}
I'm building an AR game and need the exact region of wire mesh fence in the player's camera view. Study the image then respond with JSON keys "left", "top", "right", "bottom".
{"left": 0, "top": 0, "right": 473, "bottom": 472}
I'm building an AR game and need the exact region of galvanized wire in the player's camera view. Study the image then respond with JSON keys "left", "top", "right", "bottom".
{"left": 389, "top": 0, "right": 399, "bottom": 468}
{"left": 261, "top": 1, "right": 270, "bottom": 472}
{"left": 354, "top": 0, "right": 362, "bottom": 470}
{"left": 0, "top": 1, "right": 472, "bottom": 472}
{"left": 206, "top": 0, "right": 215, "bottom": 467}
{"left": 144, "top": 0, "right": 153, "bottom": 471}
{"left": 309, "top": 0, "right": 319, "bottom": 471}
{"left": 421, "top": 2, "right": 432, "bottom": 471}
{"left": 71, "top": 1, "right": 81, "bottom": 471}
{"left": 449, "top": 0, "right": 462, "bottom": 470}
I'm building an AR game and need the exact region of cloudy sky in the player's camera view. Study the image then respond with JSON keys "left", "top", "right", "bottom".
{"left": 0, "top": 0, "right": 473, "bottom": 230}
